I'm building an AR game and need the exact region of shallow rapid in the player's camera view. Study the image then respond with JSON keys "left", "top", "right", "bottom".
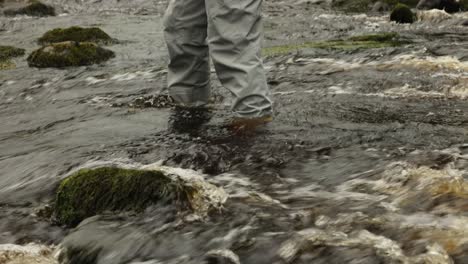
{"left": 1, "top": 0, "right": 468, "bottom": 263}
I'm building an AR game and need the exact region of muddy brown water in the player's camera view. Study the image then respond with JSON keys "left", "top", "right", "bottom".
{"left": 1, "top": 0, "right": 468, "bottom": 263}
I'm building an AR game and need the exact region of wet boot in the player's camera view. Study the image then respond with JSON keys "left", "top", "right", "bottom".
{"left": 168, "top": 105, "right": 213, "bottom": 133}
{"left": 225, "top": 115, "right": 273, "bottom": 134}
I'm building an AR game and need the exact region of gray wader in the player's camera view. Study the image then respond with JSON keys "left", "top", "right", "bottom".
{"left": 163, "top": 0, "right": 273, "bottom": 118}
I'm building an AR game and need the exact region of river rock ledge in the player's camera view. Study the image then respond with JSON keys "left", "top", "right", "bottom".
{"left": 3, "top": 0, "right": 55, "bottom": 17}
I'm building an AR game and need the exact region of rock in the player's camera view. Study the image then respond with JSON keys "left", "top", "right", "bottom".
{"left": 372, "top": 1, "right": 391, "bottom": 12}
{"left": 0, "top": 46, "right": 25, "bottom": 61}
{"left": 57, "top": 218, "right": 158, "bottom": 264}
{"left": 54, "top": 165, "right": 227, "bottom": 227}
{"left": 0, "top": 45, "right": 25, "bottom": 70}
{"left": 462, "top": 19, "right": 468, "bottom": 26}
{"left": 331, "top": 0, "right": 374, "bottom": 13}
{"left": 278, "top": 228, "right": 454, "bottom": 263}
{"left": 417, "top": 9, "right": 452, "bottom": 23}
{"left": 264, "top": 33, "right": 408, "bottom": 56}
{"left": 0, "top": 243, "right": 57, "bottom": 264}
{"left": 204, "top": 249, "right": 241, "bottom": 264}
{"left": 416, "top": 0, "right": 464, "bottom": 13}
{"left": 390, "top": 3, "right": 415, "bottom": 24}
{"left": 3, "top": 0, "right": 55, "bottom": 17}
{"left": 38, "top": 27, "right": 114, "bottom": 45}
{"left": 27, "top": 41, "right": 115, "bottom": 68}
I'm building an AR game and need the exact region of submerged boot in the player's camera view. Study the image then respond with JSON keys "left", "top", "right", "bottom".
{"left": 168, "top": 105, "right": 213, "bottom": 133}
{"left": 225, "top": 115, "right": 273, "bottom": 134}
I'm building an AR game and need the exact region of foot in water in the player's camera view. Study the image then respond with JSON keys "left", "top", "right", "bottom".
{"left": 224, "top": 115, "right": 273, "bottom": 135}
{"left": 168, "top": 105, "right": 213, "bottom": 133}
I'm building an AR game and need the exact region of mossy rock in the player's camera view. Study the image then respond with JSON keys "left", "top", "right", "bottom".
{"left": 38, "top": 27, "right": 114, "bottom": 45}
{"left": 0, "top": 45, "right": 25, "bottom": 61}
{"left": 54, "top": 167, "right": 193, "bottom": 227}
{"left": 0, "top": 45, "right": 25, "bottom": 70}
{"left": 263, "top": 32, "right": 406, "bottom": 56}
{"left": 27, "top": 41, "right": 115, "bottom": 68}
{"left": 4, "top": 0, "right": 55, "bottom": 17}
{"left": 390, "top": 4, "right": 415, "bottom": 24}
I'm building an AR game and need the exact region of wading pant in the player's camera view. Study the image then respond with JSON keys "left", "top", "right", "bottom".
{"left": 163, "top": 0, "right": 272, "bottom": 118}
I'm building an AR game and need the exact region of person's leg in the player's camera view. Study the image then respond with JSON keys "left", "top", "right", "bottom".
{"left": 205, "top": 0, "right": 273, "bottom": 118}
{"left": 163, "top": 0, "right": 210, "bottom": 106}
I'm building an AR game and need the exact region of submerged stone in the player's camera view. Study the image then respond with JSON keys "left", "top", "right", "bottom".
{"left": 3, "top": 0, "right": 55, "bottom": 17}
{"left": 263, "top": 32, "right": 406, "bottom": 56}
{"left": 348, "top": 32, "right": 399, "bottom": 42}
{"left": 38, "top": 27, "right": 114, "bottom": 45}
{"left": 58, "top": 218, "right": 158, "bottom": 264}
{"left": 0, "top": 45, "right": 25, "bottom": 70}
{"left": 27, "top": 41, "right": 115, "bottom": 68}
{"left": 0, "top": 45, "right": 25, "bottom": 61}
{"left": 390, "top": 4, "right": 415, "bottom": 24}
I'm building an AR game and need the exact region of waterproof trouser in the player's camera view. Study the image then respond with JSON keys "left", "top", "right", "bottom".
{"left": 163, "top": 0, "right": 273, "bottom": 118}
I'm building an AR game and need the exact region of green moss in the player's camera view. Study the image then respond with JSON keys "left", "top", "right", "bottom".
{"left": 38, "top": 27, "right": 114, "bottom": 45}
{"left": 0, "top": 46, "right": 25, "bottom": 70}
{"left": 263, "top": 32, "right": 406, "bottom": 56}
{"left": 461, "top": 0, "right": 468, "bottom": 10}
{"left": 4, "top": 0, "right": 55, "bottom": 17}
{"left": 0, "top": 60, "right": 15, "bottom": 70}
{"left": 390, "top": 4, "right": 415, "bottom": 24}
{"left": 0, "top": 46, "right": 25, "bottom": 61}
{"left": 55, "top": 167, "right": 193, "bottom": 227}
{"left": 27, "top": 41, "right": 115, "bottom": 68}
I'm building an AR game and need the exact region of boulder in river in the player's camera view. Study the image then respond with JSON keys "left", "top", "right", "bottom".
{"left": 0, "top": 45, "right": 25, "bottom": 70}
{"left": 38, "top": 26, "right": 114, "bottom": 45}
{"left": 3, "top": 0, "right": 55, "bottom": 17}
{"left": 390, "top": 3, "right": 416, "bottom": 23}
{"left": 27, "top": 41, "right": 115, "bottom": 68}
{"left": 54, "top": 166, "right": 227, "bottom": 227}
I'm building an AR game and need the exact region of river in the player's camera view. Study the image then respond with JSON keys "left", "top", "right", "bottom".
{"left": 1, "top": 0, "right": 468, "bottom": 263}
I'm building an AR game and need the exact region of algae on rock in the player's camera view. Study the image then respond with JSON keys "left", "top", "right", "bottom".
{"left": 54, "top": 167, "right": 192, "bottom": 227}
{"left": 54, "top": 165, "right": 227, "bottom": 227}
{"left": 3, "top": 0, "right": 55, "bottom": 17}
{"left": 27, "top": 41, "right": 115, "bottom": 68}
{"left": 38, "top": 27, "right": 114, "bottom": 45}
{"left": 0, "top": 45, "right": 25, "bottom": 70}
{"left": 0, "top": 45, "right": 25, "bottom": 61}
{"left": 390, "top": 3, "right": 415, "bottom": 24}
{"left": 263, "top": 32, "right": 407, "bottom": 56}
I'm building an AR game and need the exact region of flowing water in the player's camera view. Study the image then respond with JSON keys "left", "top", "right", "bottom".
{"left": 0, "top": 0, "right": 468, "bottom": 263}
